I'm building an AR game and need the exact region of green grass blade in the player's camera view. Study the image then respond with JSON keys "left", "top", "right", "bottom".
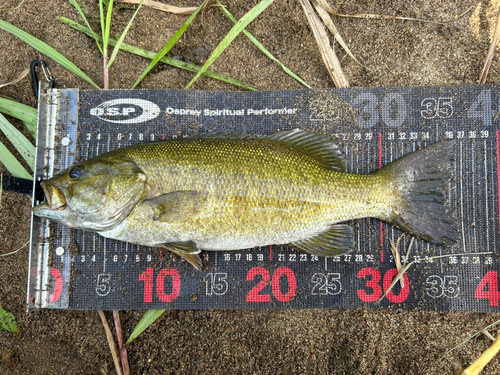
{"left": 107, "top": 0, "right": 143, "bottom": 67}
{"left": 131, "top": 0, "right": 208, "bottom": 89}
{"left": 125, "top": 309, "right": 165, "bottom": 345}
{"left": 185, "top": 0, "right": 274, "bottom": 89}
{"left": 104, "top": 0, "right": 114, "bottom": 53}
{"left": 60, "top": 18, "right": 259, "bottom": 90}
{"left": 216, "top": 1, "right": 310, "bottom": 89}
{"left": 0, "top": 96, "right": 37, "bottom": 138}
{"left": 0, "top": 18, "right": 99, "bottom": 89}
{"left": 0, "top": 113, "right": 35, "bottom": 169}
{"left": 0, "top": 142, "right": 32, "bottom": 180}
{"left": 69, "top": 0, "right": 104, "bottom": 54}
{"left": 100, "top": 0, "right": 106, "bottom": 44}
{"left": 22, "top": 122, "right": 35, "bottom": 138}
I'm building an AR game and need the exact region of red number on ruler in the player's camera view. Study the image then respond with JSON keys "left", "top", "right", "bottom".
{"left": 357, "top": 268, "right": 409, "bottom": 303}
{"left": 49, "top": 268, "right": 63, "bottom": 303}
{"left": 246, "top": 267, "right": 271, "bottom": 302}
{"left": 272, "top": 267, "right": 297, "bottom": 302}
{"left": 139, "top": 268, "right": 154, "bottom": 303}
{"left": 382, "top": 268, "right": 410, "bottom": 303}
{"left": 157, "top": 269, "right": 181, "bottom": 303}
{"left": 246, "top": 267, "right": 296, "bottom": 302}
{"left": 357, "top": 268, "right": 382, "bottom": 302}
{"left": 475, "top": 271, "right": 500, "bottom": 306}
{"left": 139, "top": 268, "right": 181, "bottom": 303}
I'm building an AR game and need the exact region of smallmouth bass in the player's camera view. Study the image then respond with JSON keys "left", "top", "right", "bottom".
{"left": 33, "top": 129, "right": 457, "bottom": 270}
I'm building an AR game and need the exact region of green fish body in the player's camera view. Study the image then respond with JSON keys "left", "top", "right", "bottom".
{"left": 33, "top": 129, "right": 457, "bottom": 270}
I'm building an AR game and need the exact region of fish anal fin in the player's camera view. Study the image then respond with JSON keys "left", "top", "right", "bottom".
{"left": 146, "top": 190, "right": 207, "bottom": 222}
{"left": 289, "top": 224, "right": 354, "bottom": 256}
{"left": 160, "top": 241, "right": 202, "bottom": 271}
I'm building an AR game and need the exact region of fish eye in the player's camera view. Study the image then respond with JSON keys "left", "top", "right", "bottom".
{"left": 68, "top": 167, "right": 84, "bottom": 179}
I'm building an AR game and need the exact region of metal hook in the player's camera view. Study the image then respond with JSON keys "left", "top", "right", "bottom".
{"left": 30, "top": 59, "right": 55, "bottom": 99}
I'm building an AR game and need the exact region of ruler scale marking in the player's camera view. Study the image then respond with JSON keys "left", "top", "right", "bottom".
{"left": 27, "top": 85, "right": 500, "bottom": 312}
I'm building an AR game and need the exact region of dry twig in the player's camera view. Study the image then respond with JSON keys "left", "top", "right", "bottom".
{"left": 313, "top": 1, "right": 365, "bottom": 69}
{"left": 98, "top": 310, "right": 123, "bottom": 375}
{"left": 113, "top": 310, "right": 130, "bottom": 375}
{"left": 0, "top": 241, "right": 29, "bottom": 257}
{"left": 479, "top": 5, "right": 500, "bottom": 84}
{"left": 115, "top": 0, "right": 196, "bottom": 14}
{"left": 316, "top": 0, "right": 473, "bottom": 25}
{"left": 461, "top": 334, "right": 500, "bottom": 375}
{"left": 0, "top": 68, "right": 29, "bottom": 89}
{"left": 299, "top": 0, "right": 349, "bottom": 88}
{"left": 376, "top": 251, "right": 493, "bottom": 303}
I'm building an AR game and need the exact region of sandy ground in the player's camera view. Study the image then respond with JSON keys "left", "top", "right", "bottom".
{"left": 0, "top": 0, "right": 499, "bottom": 373}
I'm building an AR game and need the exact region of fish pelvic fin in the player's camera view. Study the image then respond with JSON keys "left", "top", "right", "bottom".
{"left": 160, "top": 241, "right": 202, "bottom": 271}
{"left": 379, "top": 140, "right": 458, "bottom": 245}
{"left": 288, "top": 224, "right": 354, "bottom": 256}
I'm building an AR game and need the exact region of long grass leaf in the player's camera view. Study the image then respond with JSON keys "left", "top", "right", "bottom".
{"left": 0, "top": 97, "right": 37, "bottom": 138}
{"left": 125, "top": 309, "right": 165, "bottom": 345}
{"left": 0, "top": 18, "right": 99, "bottom": 89}
{"left": 131, "top": 0, "right": 208, "bottom": 89}
{"left": 104, "top": 0, "right": 115, "bottom": 53}
{"left": 185, "top": 0, "right": 274, "bottom": 89}
{"left": 100, "top": 0, "right": 106, "bottom": 44}
{"left": 60, "top": 18, "right": 259, "bottom": 90}
{"left": 69, "top": 0, "right": 104, "bottom": 54}
{"left": 0, "top": 113, "right": 35, "bottom": 169}
{"left": 0, "top": 142, "right": 32, "bottom": 180}
{"left": 21, "top": 122, "right": 35, "bottom": 138}
{"left": 3, "top": 0, "right": 26, "bottom": 10}
{"left": 107, "top": 0, "right": 143, "bottom": 67}
{"left": 216, "top": 1, "right": 310, "bottom": 88}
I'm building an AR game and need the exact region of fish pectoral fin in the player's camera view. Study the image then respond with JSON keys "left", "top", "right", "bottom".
{"left": 146, "top": 190, "right": 207, "bottom": 222}
{"left": 160, "top": 241, "right": 203, "bottom": 271}
{"left": 288, "top": 224, "right": 354, "bottom": 256}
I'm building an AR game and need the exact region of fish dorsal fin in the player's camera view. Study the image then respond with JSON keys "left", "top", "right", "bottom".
{"left": 188, "top": 129, "right": 345, "bottom": 170}
{"left": 160, "top": 241, "right": 202, "bottom": 270}
{"left": 288, "top": 224, "right": 354, "bottom": 256}
{"left": 145, "top": 191, "right": 207, "bottom": 222}
{"left": 265, "top": 129, "right": 346, "bottom": 171}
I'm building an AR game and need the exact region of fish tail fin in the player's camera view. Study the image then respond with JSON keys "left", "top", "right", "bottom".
{"left": 378, "top": 141, "right": 458, "bottom": 245}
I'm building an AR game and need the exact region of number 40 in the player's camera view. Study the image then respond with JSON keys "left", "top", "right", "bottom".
{"left": 475, "top": 271, "right": 500, "bottom": 306}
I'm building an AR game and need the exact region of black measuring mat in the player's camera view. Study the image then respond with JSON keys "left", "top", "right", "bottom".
{"left": 28, "top": 85, "right": 500, "bottom": 312}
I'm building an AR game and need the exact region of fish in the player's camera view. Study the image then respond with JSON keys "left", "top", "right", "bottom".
{"left": 32, "top": 129, "right": 458, "bottom": 270}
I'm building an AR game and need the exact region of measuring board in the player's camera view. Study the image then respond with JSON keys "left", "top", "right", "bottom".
{"left": 28, "top": 84, "right": 500, "bottom": 312}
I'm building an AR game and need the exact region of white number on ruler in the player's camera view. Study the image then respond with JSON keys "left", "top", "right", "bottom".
{"left": 311, "top": 273, "right": 342, "bottom": 296}
{"left": 96, "top": 273, "right": 111, "bottom": 296}
{"left": 425, "top": 275, "right": 460, "bottom": 298}
{"left": 206, "top": 273, "right": 229, "bottom": 296}
{"left": 420, "top": 97, "right": 453, "bottom": 119}
{"left": 467, "top": 90, "right": 493, "bottom": 126}
{"left": 353, "top": 92, "right": 407, "bottom": 128}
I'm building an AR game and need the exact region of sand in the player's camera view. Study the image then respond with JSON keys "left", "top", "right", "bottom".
{"left": 0, "top": 0, "right": 499, "bottom": 373}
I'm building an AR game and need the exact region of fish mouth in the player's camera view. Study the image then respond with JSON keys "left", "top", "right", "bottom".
{"left": 40, "top": 180, "right": 67, "bottom": 210}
